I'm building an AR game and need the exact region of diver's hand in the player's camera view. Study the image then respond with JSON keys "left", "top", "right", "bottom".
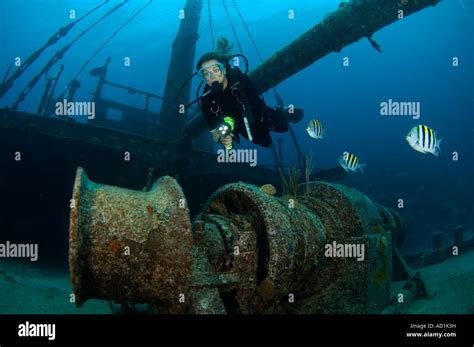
{"left": 211, "top": 129, "right": 220, "bottom": 143}
{"left": 219, "top": 135, "right": 233, "bottom": 148}
{"left": 210, "top": 128, "right": 233, "bottom": 147}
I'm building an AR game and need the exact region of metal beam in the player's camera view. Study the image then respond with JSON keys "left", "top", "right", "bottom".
{"left": 157, "top": 0, "right": 204, "bottom": 140}
{"left": 248, "top": 0, "right": 440, "bottom": 93}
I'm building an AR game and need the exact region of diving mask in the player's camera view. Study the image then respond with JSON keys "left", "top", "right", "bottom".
{"left": 198, "top": 62, "right": 225, "bottom": 80}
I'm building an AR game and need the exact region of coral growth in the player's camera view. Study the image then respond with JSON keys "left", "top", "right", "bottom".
{"left": 260, "top": 184, "right": 277, "bottom": 196}
{"left": 305, "top": 151, "right": 314, "bottom": 198}
{"left": 278, "top": 167, "right": 300, "bottom": 196}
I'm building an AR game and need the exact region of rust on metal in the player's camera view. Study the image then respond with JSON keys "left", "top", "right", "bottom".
{"left": 69, "top": 168, "right": 405, "bottom": 314}
{"left": 69, "top": 167, "right": 193, "bottom": 312}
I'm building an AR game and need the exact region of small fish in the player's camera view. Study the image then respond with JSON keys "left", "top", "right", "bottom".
{"left": 260, "top": 184, "right": 277, "bottom": 196}
{"left": 306, "top": 119, "right": 325, "bottom": 139}
{"left": 406, "top": 125, "right": 442, "bottom": 156}
{"left": 338, "top": 152, "right": 367, "bottom": 173}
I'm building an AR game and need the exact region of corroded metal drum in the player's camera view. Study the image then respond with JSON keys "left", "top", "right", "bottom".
{"left": 195, "top": 181, "right": 402, "bottom": 314}
{"left": 69, "top": 167, "right": 193, "bottom": 312}
{"left": 69, "top": 168, "right": 404, "bottom": 314}
{"left": 194, "top": 182, "right": 325, "bottom": 313}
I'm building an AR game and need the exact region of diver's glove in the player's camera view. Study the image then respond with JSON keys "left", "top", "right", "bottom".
{"left": 216, "top": 116, "right": 236, "bottom": 150}
{"left": 217, "top": 123, "right": 234, "bottom": 150}
{"left": 211, "top": 128, "right": 233, "bottom": 149}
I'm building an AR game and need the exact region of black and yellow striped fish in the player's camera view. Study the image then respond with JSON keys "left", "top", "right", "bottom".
{"left": 406, "top": 125, "right": 442, "bottom": 156}
{"left": 306, "top": 119, "right": 325, "bottom": 139}
{"left": 338, "top": 152, "right": 367, "bottom": 173}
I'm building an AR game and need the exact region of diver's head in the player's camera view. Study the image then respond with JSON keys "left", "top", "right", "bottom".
{"left": 197, "top": 52, "right": 229, "bottom": 92}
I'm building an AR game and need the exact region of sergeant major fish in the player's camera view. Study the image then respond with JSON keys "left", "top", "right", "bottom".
{"left": 406, "top": 125, "right": 442, "bottom": 156}
{"left": 306, "top": 119, "right": 325, "bottom": 139}
{"left": 338, "top": 152, "right": 367, "bottom": 173}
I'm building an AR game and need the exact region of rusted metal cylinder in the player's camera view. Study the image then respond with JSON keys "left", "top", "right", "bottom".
{"left": 195, "top": 182, "right": 326, "bottom": 313}
{"left": 195, "top": 181, "right": 404, "bottom": 313}
{"left": 69, "top": 169, "right": 404, "bottom": 314}
{"left": 295, "top": 182, "right": 402, "bottom": 312}
{"left": 69, "top": 167, "right": 193, "bottom": 311}
{"left": 375, "top": 203, "right": 406, "bottom": 247}
{"left": 297, "top": 182, "right": 404, "bottom": 246}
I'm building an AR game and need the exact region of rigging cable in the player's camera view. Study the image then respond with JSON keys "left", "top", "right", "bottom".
{"left": 230, "top": 0, "right": 285, "bottom": 107}
{"left": 230, "top": 0, "right": 264, "bottom": 62}
{"left": 0, "top": 0, "right": 110, "bottom": 98}
{"left": 208, "top": 0, "right": 215, "bottom": 50}
{"left": 230, "top": 0, "right": 304, "bottom": 170}
{"left": 11, "top": 0, "right": 129, "bottom": 110}
{"left": 221, "top": 0, "right": 243, "bottom": 54}
{"left": 56, "top": 0, "right": 153, "bottom": 102}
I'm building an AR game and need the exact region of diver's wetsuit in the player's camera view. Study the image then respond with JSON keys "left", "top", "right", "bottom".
{"left": 200, "top": 67, "right": 290, "bottom": 148}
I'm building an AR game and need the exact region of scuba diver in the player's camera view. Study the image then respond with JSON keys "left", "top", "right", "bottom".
{"left": 181, "top": 48, "right": 304, "bottom": 149}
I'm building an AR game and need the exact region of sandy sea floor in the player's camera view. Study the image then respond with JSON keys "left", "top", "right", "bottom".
{"left": 0, "top": 249, "right": 473, "bottom": 314}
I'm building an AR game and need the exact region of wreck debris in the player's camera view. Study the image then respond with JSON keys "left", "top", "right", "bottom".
{"left": 249, "top": 0, "right": 440, "bottom": 93}
{"left": 70, "top": 168, "right": 408, "bottom": 314}
{"left": 69, "top": 167, "right": 193, "bottom": 312}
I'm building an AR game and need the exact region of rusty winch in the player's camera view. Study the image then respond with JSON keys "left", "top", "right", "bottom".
{"left": 69, "top": 167, "right": 405, "bottom": 314}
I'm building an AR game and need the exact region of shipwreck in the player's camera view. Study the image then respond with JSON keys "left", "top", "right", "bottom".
{"left": 3, "top": 0, "right": 468, "bottom": 315}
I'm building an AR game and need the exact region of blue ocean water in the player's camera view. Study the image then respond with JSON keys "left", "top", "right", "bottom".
{"left": 0, "top": 0, "right": 472, "bottom": 254}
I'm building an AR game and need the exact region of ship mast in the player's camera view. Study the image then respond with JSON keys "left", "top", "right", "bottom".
{"left": 157, "top": 0, "right": 204, "bottom": 140}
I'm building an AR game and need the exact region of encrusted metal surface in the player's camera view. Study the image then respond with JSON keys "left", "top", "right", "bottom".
{"left": 69, "top": 169, "right": 405, "bottom": 314}
{"left": 69, "top": 167, "right": 193, "bottom": 311}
